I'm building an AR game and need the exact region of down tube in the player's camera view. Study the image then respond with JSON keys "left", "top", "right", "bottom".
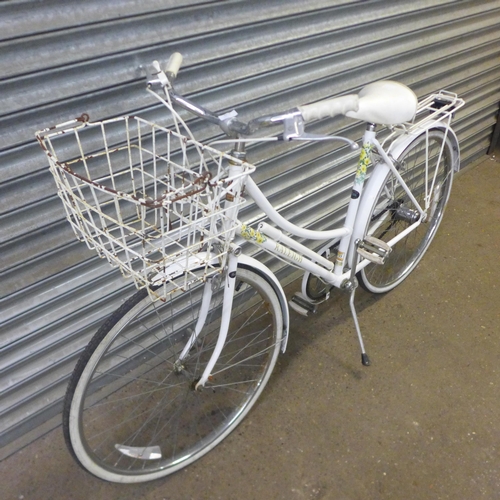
{"left": 238, "top": 224, "right": 345, "bottom": 288}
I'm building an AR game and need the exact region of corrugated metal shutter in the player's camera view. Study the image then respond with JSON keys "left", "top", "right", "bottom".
{"left": 1, "top": 0, "right": 499, "bottom": 458}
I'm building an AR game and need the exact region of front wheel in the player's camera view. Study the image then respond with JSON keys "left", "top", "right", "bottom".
{"left": 63, "top": 265, "right": 283, "bottom": 483}
{"left": 358, "top": 129, "right": 455, "bottom": 293}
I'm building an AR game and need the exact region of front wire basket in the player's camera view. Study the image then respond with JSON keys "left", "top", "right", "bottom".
{"left": 36, "top": 114, "right": 255, "bottom": 301}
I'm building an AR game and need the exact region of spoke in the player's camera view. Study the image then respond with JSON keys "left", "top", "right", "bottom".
{"left": 92, "top": 365, "right": 181, "bottom": 389}
{"left": 230, "top": 299, "right": 265, "bottom": 333}
{"left": 150, "top": 298, "right": 171, "bottom": 342}
{"left": 211, "top": 336, "right": 279, "bottom": 377}
{"left": 221, "top": 324, "right": 272, "bottom": 368}
{"left": 88, "top": 378, "right": 185, "bottom": 409}
{"left": 187, "top": 311, "right": 270, "bottom": 360}
{"left": 74, "top": 268, "right": 280, "bottom": 475}
{"left": 208, "top": 379, "right": 259, "bottom": 390}
{"left": 125, "top": 382, "right": 192, "bottom": 469}
{"left": 119, "top": 320, "right": 176, "bottom": 367}
{"left": 87, "top": 389, "right": 186, "bottom": 457}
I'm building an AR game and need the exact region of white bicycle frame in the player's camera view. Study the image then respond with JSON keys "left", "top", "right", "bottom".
{"left": 157, "top": 83, "right": 462, "bottom": 387}
{"left": 239, "top": 123, "right": 454, "bottom": 289}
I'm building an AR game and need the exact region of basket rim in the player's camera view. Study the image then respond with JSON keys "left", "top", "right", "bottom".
{"left": 35, "top": 114, "right": 256, "bottom": 171}
{"left": 36, "top": 114, "right": 256, "bottom": 208}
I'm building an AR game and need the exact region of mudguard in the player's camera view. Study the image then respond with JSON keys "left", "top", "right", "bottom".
{"left": 388, "top": 123, "right": 460, "bottom": 172}
{"left": 350, "top": 124, "right": 460, "bottom": 267}
{"left": 236, "top": 254, "right": 290, "bottom": 352}
{"left": 151, "top": 252, "right": 290, "bottom": 352}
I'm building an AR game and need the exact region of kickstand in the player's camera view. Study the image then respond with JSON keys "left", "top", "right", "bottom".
{"left": 348, "top": 285, "right": 371, "bottom": 366}
{"left": 345, "top": 239, "right": 370, "bottom": 366}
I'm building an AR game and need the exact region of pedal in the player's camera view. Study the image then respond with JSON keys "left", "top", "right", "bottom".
{"left": 289, "top": 292, "right": 317, "bottom": 317}
{"left": 357, "top": 236, "right": 392, "bottom": 265}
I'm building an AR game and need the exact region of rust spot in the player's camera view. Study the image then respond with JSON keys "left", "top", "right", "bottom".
{"left": 77, "top": 113, "right": 90, "bottom": 123}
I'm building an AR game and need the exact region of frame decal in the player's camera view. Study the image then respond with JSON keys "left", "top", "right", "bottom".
{"left": 240, "top": 224, "right": 267, "bottom": 244}
{"left": 355, "top": 143, "right": 372, "bottom": 186}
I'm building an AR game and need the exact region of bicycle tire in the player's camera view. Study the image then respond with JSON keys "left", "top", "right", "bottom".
{"left": 63, "top": 265, "right": 283, "bottom": 483}
{"left": 358, "top": 128, "right": 455, "bottom": 293}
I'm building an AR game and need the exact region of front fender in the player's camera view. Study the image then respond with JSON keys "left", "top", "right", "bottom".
{"left": 151, "top": 252, "right": 290, "bottom": 353}
{"left": 237, "top": 254, "right": 290, "bottom": 353}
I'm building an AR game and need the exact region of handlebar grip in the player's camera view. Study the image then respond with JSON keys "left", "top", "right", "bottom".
{"left": 166, "top": 52, "right": 183, "bottom": 78}
{"left": 298, "top": 94, "right": 359, "bottom": 123}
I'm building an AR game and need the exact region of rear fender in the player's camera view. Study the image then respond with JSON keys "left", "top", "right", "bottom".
{"left": 388, "top": 123, "right": 460, "bottom": 172}
{"left": 349, "top": 124, "right": 460, "bottom": 267}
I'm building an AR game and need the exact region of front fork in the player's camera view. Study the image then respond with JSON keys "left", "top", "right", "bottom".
{"left": 180, "top": 247, "right": 239, "bottom": 390}
{"left": 186, "top": 145, "right": 246, "bottom": 389}
{"left": 175, "top": 277, "right": 216, "bottom": 369}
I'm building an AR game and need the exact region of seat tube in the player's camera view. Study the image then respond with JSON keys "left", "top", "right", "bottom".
{"left": 334, "top": 123, "right": 377, "bottom": 275}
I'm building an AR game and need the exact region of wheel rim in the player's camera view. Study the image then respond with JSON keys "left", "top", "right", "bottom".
{"left": 68, "top": 268, "right": 281, "bottom": 480}
{"left": 360, "top": 130, "right": 453, "bottom": 292}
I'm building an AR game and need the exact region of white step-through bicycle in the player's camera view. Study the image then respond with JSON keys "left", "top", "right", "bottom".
{"left": 36, "top": 53, "right": 464, "bottom": 483}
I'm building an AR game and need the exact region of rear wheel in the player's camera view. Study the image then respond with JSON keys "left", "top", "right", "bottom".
{"left": 304, "top": 245, "right": 336, "bottom": 302}
{"left": 63, "top": 265, "right": 282, "bottom": 483}
{"left": 359, "top": 129, "right": 455, "bottom": 293}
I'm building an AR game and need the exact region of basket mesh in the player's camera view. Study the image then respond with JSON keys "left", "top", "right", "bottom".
{"left": 36, "top": 115, "right": 254, "bottom": 300}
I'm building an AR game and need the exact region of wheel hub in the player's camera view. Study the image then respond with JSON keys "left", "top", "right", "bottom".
{"left": 393, "top": 205, "right": 420, "bottom": 224}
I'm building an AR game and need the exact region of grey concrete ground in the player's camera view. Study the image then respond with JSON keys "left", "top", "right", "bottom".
{"left": 1, "top": 156, "right": 499, "bottom": 500}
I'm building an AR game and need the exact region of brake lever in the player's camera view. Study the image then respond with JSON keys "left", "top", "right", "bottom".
{"left": 281, "top": 112, "right": 359, "bottom": 149}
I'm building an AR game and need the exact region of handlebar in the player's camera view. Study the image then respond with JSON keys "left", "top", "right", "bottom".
{"left": 146, "top": 52, "right": 358, "bottom": 149}
{"left": 165, "top": 52, "right": 183, "bottom": 79}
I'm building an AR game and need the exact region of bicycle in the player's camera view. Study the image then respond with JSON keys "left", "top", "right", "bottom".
{"left": 36, "top": 53, "right": 464, "bottom": 483}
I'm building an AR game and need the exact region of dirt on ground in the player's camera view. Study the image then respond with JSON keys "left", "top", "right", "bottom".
{"left": 1, "top": 156, "right": 499, "bottom": 500}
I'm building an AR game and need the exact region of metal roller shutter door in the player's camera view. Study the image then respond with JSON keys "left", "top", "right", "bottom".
{"left": 1, "top": 0, "right": 499, "bottom": 458}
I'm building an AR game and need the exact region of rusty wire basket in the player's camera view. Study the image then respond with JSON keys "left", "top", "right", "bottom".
{"left": 36, "top": 114, "right": 254, "bottom": 300}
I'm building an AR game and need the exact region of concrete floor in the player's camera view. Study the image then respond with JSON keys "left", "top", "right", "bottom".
{"left": 1, "top": 156, "right": 499, "bottom": 500}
